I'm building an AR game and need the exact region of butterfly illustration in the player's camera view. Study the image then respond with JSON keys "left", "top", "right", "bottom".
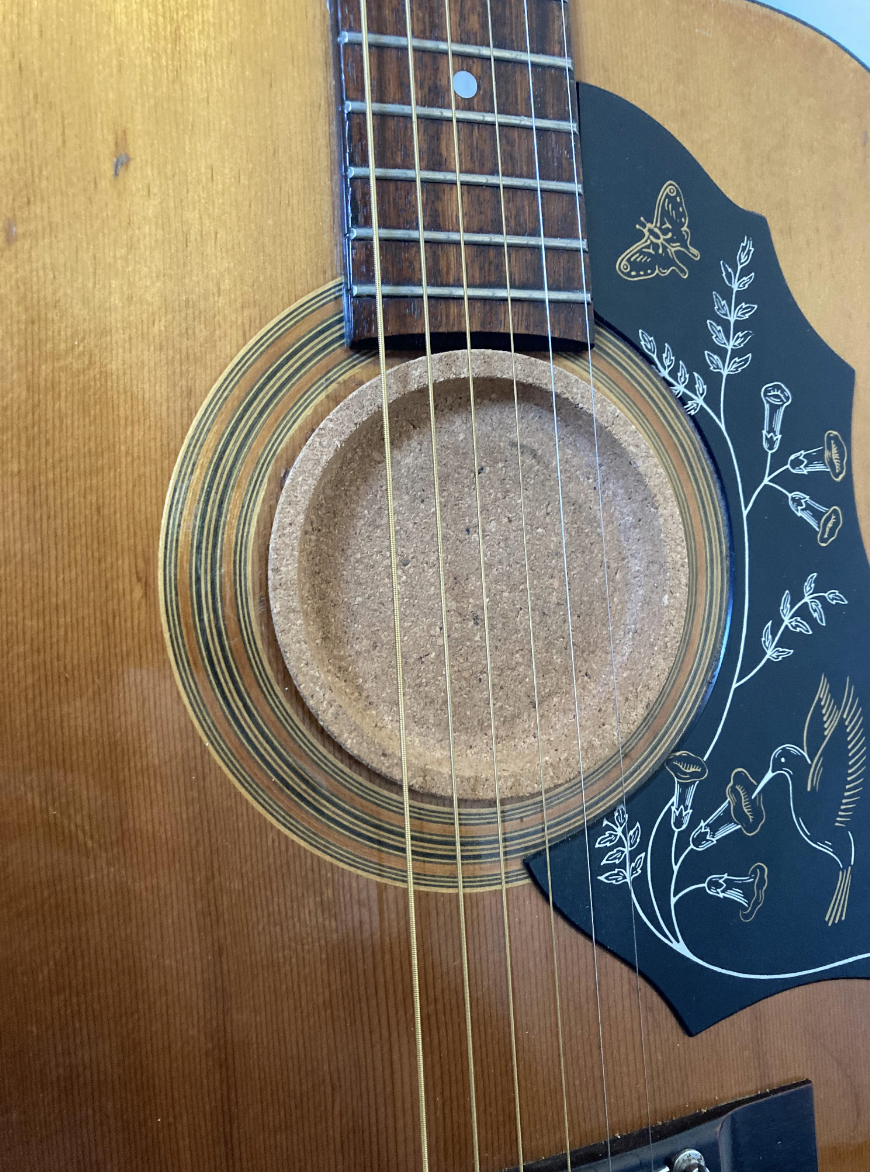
{"left": 616, "top": 180, "right": 701, "bottom": 280}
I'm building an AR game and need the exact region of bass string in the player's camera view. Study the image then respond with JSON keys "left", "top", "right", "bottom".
{"left": 516, "top": 1, "right": 614, "bottom": 1167}
{"left": 440, "top": 1, "right": 527, "bottom": 1166}
{"left": 357, "top": 4, "right": 430, "bottom": 1170}
{"left": 482, "top": 1, "right": 576, "bottom": 1168}
{"left": 400, "top": 2, "right": 483, "bottom": 1169}
{"left": 555, "top": 0, "right": 656, "bottom": 1165}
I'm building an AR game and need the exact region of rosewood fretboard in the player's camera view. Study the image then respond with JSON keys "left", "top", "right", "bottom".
{"left": 336, "top": 0, "right": 593, "bottom": 349}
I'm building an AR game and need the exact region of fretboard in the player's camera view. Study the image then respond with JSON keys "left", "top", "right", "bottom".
{"left": 336, "top": 0, "right": 593, "bottom": 349}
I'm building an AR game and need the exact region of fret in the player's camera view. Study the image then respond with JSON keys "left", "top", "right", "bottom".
{"left": 336, "top": 0, "right": 592, "bottom": 346}
{"left": 348, "top": 227, "right": 588, "bottom": 252}
{"left": 339, "top": 30, "right": 571, "bottom": 70}
{"left": 344, "top": 100, "right": 577, "bottom": 135}
{"left": 352, "top": 284, "right": 591, "bottom": 303}
{"left": 347, "top": 166, "right": 582, "bottom": 195}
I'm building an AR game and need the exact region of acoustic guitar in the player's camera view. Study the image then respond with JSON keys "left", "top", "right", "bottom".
{"left": 4, "top": 0, "right": 870, "bottom": 1169}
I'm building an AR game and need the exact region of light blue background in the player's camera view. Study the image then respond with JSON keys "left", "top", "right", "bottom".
{"left": 763, "top": 0, "right": 868, "bottom": 67}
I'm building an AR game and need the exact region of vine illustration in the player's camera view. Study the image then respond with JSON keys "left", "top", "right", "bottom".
{"left": 590, "top": 237, "right": 862, "bottom": 979}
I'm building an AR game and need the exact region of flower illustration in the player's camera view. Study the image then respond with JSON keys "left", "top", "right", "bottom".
{"left": 666, "top": 751, "right": 708, "bottom": 831}
{"left": 727, "top": 768, "right": 766, "bottom": 835}
{"left": 787, "top": 430, "right": 848, "bottom": 482}
{"left": 690, "top": 803, "right": 739, "bottom": 850}
{"left": 788, "top": 494, "right": 843, "bottom": 545}
{"left": 704, "top": 863, "right": 768, "bottom": 921}
{"left": 761, "top": 383, "right": 792, "bottom": 453}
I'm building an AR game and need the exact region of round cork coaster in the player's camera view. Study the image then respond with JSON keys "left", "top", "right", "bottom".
{"left": 160, "top": 281, "right": 728, "bottom": 889}
{"left": 269, "top": 349, "right": 689, "bottom": 802}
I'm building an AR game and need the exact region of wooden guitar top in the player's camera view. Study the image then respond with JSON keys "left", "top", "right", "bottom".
{"left": 2, "top": 0, "right": 869, "bottom": 1168}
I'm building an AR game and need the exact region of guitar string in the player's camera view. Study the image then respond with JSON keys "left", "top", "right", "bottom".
{"left": 556, "top": 1, "right": 655, "bottom": 1163}
{"left": 358, "top": 5, "right": 430, "bottom": 1169}
{"left": 482, "top": 2, "right": 577, "bottom": 1168}
{"left": 441, "top": 1, "right": 527, "bottom": 1165}
{"left": 517, "top": 2, "right": 614, "bottom": 1166}
{"left": 401, "top": 2, "right": 482, "bottom": 1168}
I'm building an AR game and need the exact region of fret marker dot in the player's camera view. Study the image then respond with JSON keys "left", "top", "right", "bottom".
{"left": 452, "top": 70, "right": 478, "bottom": 99}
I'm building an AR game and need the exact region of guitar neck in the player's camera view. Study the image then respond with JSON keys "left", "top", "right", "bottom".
{"left": 336, "top": 0, "right": 593, "bottom": 348}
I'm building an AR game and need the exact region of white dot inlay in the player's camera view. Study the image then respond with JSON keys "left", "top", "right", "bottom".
{"left": 452, "top": 70, "right": 478, "bottom": 99}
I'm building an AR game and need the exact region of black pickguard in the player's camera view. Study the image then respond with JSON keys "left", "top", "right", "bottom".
{"left": 526, "top": 84, "right": 870, "bottom": 1035}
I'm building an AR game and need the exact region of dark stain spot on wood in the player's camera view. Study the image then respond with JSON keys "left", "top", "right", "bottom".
{"left": 113, "top": 153, "right": 131, "bottom": 178}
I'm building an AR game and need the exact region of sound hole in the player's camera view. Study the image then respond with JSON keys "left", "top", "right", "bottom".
{"left": 270, "top": 349, "right": 689, "bottom": 804}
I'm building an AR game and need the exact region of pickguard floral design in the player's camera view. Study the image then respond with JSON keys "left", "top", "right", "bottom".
{"left": 526, "top": 84, "right": 870, "bottom": 1032}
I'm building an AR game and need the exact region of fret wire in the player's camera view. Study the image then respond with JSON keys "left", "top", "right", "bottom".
{"left": 344, "top": 99, "right": 577, "bottom": 134}
{"left": 349, "top": 226, "right": 587, "bottom": 251}
{"left": 351, "top": 284, "right": 591, "bottom": 303}
{"left": 340, "top": 29, "right": 571, "bottom": 70}
{"left": 348, "top": 166, "right": 583, "bottom": 195}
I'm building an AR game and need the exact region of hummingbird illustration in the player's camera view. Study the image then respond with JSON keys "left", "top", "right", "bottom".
{"left": 733, "top": 677, "right": 865, "bottom": 925}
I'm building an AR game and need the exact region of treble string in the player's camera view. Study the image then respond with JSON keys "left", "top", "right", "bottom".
{"left": 556, "top": 0, "right": 655, "bottom": 1164}
{"left": 402, "top": 2, "right": 482, "bottom": 1168}
{"left": 358, "top": 5, "right": 430, "bottom": 1169}
{"left": 482, "top": 2, "right": 576, "bottom": 1169}
{"left": 518, "top": 1, "right": 615, "bottom": 1166}
{"left": 441, "top": 2, "right": 526, "bottom": 1166}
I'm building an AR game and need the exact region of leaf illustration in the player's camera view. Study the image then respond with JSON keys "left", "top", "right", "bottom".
{"left": 780, "top": 590, "right": 791, "bottom": 620}
{"left": 736, "top": 272, "right": 755, "bottom": 290}
{"left": 614, "top": 805, "right": 628, "bottom": 830}
{"left": 721, "top": 261, "right": 736, "bottom": 288}
{"left": 599, "top": 870, "right": 628, "bottom": 885}
{"left": 809, "top": 599, "right": 825, "bottom": 626}
{"left": 727, "top": 353, "right": 752, "bottom": 375}
{"left": 595, "top": 829, "right": 619, "bottom": 849}
{"left": 804, "top": 573, "right": 817, "bottom": 598}
{"left": 662, "top": 343, "right": 674, "bottom": 373}
{"left": 713, "top": 291, "right": 729, "bottom": 319}
{"left": 693, "top": 372, "right": 707, "bottom": 398}
{"left": 731, "top": 330, "right": 753, "bottom": 349}
{"left": 685, "top": 400, "right": 701, "bottom": 416}
{"left": 734, "top": 302, "right": 757, "bottom": 320}
{"left": 602, "top": 848, "right": 626, "bottom": 865}
{"left": 770, "top": 647, "right": 793, "bottom": 661}
{"left": 707, "top": 320, "right": 728, "bottom": 347}
{"left": 639, "top": 330, "right": 656, "bottom": 358}
{"left": 630, "top": 853, "right": 646, "bottom": 879}
{"left": 826, "top": 590, "right": 848, "bottom": 605}
{"left": 628, "top": 823, "right": 641, "bottom": 850}
{"left": 705, "top": 351, "right": 724, "bottom": 373}
{"left": 738, "top": 238, "right": 754, "bottom": 266}
{"left": 762, "top": 621, "right": 773, "bottom": 652}
{"left": 788, "top": 616, "right": 812, "bottom": 635}
{"left": 677, "top": 360, "right": 688, "bottom": 387}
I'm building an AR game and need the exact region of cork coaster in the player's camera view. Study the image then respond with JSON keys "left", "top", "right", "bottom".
{"left": 269, "top": 349, "right": 688, "bottom": 803}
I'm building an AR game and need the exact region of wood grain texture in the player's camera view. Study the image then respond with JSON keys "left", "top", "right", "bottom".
{"left": 2, "top": 0, "right": 870, "bottom": 1169}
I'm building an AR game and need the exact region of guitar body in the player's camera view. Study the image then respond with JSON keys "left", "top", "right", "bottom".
{"left": 4, "top": 1, "right": 870, "bottom": 1169}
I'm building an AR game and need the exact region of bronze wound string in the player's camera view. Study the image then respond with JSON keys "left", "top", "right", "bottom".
{"left": 441, "top": 1, "right": 526, "bottom": 1164}
{"left": 401, "top": 2, "right": 482, "bottom": 1166}
{"left": 358, "top": 4, "right": 430, "bottom": 1167}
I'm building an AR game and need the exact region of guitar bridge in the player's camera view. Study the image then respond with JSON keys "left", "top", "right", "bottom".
{"left": 498, "top": 1082, "right": 817, "bottom": 1172}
